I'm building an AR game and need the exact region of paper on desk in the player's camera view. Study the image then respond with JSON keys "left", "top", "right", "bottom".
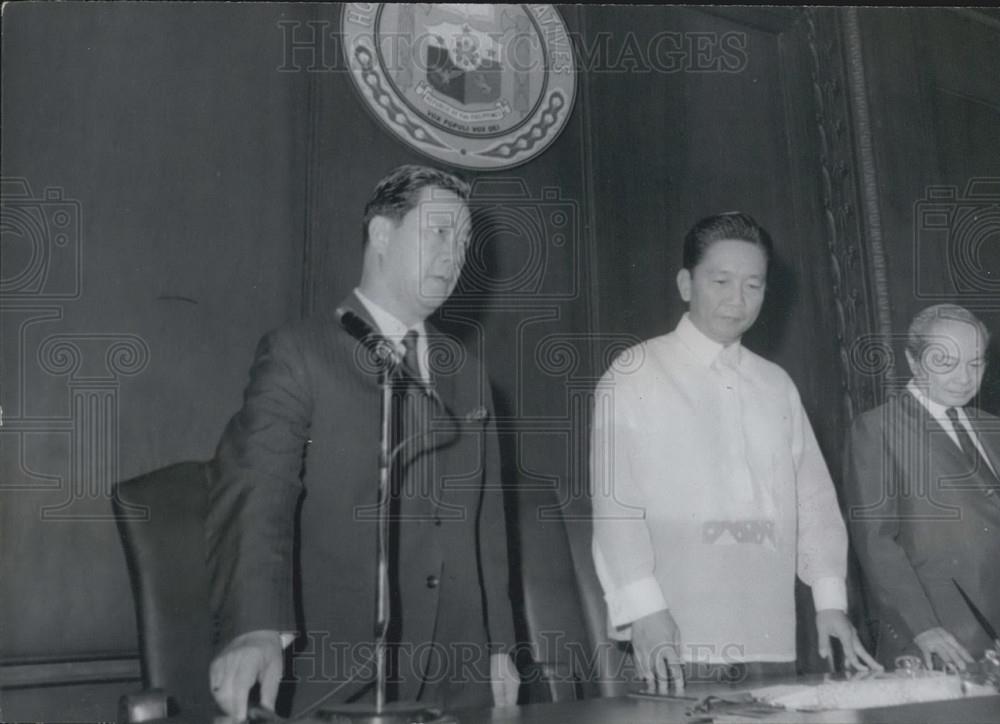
{"left": 747, "top": 674, "right": 996, "bottom": 711}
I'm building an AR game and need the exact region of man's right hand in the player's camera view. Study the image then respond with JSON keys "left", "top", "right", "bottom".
{"left": 913, "top": 627, "right": 974, "bottom": 671}
{"left": 209, "top": 629, "right": 284, "bottom": 721}
{"left": 630, "top": 609, "right": 685, "bottom": 694}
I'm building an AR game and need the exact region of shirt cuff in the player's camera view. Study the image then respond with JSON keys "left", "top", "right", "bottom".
{"left": 605, "top": 576, "right": 668, "bottom": 628}
{"left": 811, "top": 577, "right": 847, "bottom": 612}
{"left": 280, "top": 631, "right": 297, "bottom": 649}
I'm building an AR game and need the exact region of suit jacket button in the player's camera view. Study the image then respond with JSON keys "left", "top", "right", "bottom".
{"left": 426, "top": 575, "right": 439, "bottom": 589}
{"left": 434, "top": 518, "right": 442, "bottom": 527}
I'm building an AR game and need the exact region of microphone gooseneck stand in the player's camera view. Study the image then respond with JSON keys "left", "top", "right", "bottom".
{"left": 316, "top": 310, "right": 455, "bottom": 724}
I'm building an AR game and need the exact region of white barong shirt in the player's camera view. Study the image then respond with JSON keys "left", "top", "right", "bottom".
{"left": 591, "top": 314, "right": 848, "bottom": 663}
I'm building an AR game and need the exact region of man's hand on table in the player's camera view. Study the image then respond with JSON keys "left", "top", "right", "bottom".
{"left": 209, "top": 629, "right": 284, "bottom": 721}
{"left": 914, "top": 627, "right": 974, "bottom": 671}
{"left": 816, "top": 609, "right": 882, "bottom": 672}
{"left": 631, "top": 609, "right": 685, "bottom": 694}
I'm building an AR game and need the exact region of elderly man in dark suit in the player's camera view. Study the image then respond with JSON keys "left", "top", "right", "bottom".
{"left": 845, "top": 303, "right": 1000, "bottom": 670}
{"left": 205, "top": 165, "right": 519, "bottom": 720}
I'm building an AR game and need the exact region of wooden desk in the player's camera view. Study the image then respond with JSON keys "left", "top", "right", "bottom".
{"left": 451, "top": 678, "right": 1000, "bottom": 724}
{"left": 161, "top": 678, "right": 1000, "bottom": 724}
{"left": 456, "top": 693, "right": 1000, "bottom": 724}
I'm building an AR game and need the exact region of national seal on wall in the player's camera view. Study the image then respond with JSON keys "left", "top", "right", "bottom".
{"left": 341, "top": 3, "right": 577, "bottom": 170}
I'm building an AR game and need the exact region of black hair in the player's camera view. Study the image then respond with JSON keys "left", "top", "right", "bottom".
{"left": 682, "top": 211, "right": 773, "bottom": 270}
{"left": 361, "top": 165, "right": 470, "bottom": 247}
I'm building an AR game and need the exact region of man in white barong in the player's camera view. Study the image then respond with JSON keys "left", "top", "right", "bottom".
{"left": 591, "top": 212, "right": 879, "bottom": 692}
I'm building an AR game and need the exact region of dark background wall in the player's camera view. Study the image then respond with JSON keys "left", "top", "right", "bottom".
{"left": 858, "top": 8, "right": 1000, "bottom": 407}
{"left": 1, "top": 3, "right": 311, "bottom": 717}
{"left": 1, "top": 4, "right": 997, "bottom": 720}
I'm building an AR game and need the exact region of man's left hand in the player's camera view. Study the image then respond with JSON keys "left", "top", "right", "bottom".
{"left": 490, "top": 652, "right": 520, "bottom": 707}
{"left": 816, "top": 609, "right": 883, "bottom": 672}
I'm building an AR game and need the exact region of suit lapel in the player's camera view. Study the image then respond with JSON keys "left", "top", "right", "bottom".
{"left": 902, "top": 391, "right": 1000, "bottom": 510}
{"left": 423, "top": 321, "right": 486, "bottom": 522}
{"left": 328, "top": 301, "right": 468, "bottom": 512}
{"left": 965, "top": 407, "right": 1000, "bottom": 474}
{"left": 965, "top": 408, "right": 1000, "bottom": 508}
{"left": 424, "top": 320, "right": 460, "bottom": 414}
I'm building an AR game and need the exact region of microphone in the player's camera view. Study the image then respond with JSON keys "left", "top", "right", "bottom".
{"left": 336, "top": 306, "right": 438, "bottom": 401}
{"left": 336, "top": 308, "right": 490, "bottom": 423}
{"left": 337, "top": 307, "right": 400, "bottom": 367}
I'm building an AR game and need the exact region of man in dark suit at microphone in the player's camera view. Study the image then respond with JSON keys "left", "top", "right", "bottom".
{"left": 206, "top": 165, "right": 519, "bottom": 720}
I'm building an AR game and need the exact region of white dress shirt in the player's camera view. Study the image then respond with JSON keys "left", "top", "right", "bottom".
{"left": 591, "top": 313, "right": 848, "bottom": 663}
{"left": 354, "top": 287, "right": 429, "bottom": 382}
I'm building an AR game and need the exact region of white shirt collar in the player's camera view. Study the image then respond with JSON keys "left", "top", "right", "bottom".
{"left": 676, "top": 312, "right": 742, "bottom": 368}
{"left": 907, "top": 379, "right": 957, "bottom": 420}
{"left": 353, "top": 288, "right": 429, "bottom": 381}
{"left": 906, "top": 379, "right": 974, "bottom": 441}
{"left": 353, "top": 287, "right": 426, "bottom": 343}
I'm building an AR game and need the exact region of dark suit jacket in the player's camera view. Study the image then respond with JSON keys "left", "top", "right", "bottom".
{"left": 843, "top": 389, "right": 1000, "bottom": 665}
{"left": 205, "top": 293, "right": 515, "bottom": 712}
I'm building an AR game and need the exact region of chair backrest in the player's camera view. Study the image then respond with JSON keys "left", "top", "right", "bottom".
{"left": 516, "top": 487, "right": 631, "bottom": 702}
{"left": 113, "top": 461, "right": 216, "bottom": 716}
{"left": 114, "top": 462, "right": 629, "bottom": 712}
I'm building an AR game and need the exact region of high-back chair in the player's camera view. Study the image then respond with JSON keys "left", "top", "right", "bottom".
{"left": 113, "top": 461, "right": 217, "bottom": 721}
{"left": 113, "top": 462, "right": 626, "bottom": 719}
{"left": 515, "top": 486, "right": 632, "bottom": 703}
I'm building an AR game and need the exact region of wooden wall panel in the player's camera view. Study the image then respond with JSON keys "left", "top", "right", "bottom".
{"left": 2, "top": 4, "right": 996, "bottom": 719}
{"left": 918, "top": 10, "right": 1000, "bottom": 411}
{"left": 859, "top": 8, "right": 1000, "bottom": 411}
{"left": 1, "top": 3, "right": 311, "bottom": 717}
{"left": 585, "top": 6, "right": 842, "bottom": 450}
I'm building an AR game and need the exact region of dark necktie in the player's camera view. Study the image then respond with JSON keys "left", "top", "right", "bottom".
{"left": 946, "top": 407, "right": 999, "bottom": 489}
{"left": 387, "top": 329, "right": 425, "bottom": 695}
{"left": 401, "top": 329, "right": 421, "bottom": 383}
